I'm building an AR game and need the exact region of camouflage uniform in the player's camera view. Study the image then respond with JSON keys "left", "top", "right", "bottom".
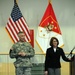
{"left": 9, "top": 42, "right": 35, "bottom": 75}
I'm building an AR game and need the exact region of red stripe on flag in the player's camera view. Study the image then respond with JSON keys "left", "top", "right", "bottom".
{"left": 9, "top": 18, "right": 18, "bottom": 34}
{"left": 30, "top": 30, "right": 34, "bottom": 48}
{"left": 15, "top": 21, "right": 21, "bottom": 31}
{"left": 17, "top": 20, "right": 29, "bottom": 41}
{"left": 8, "top": 18, "right": 19, "bottom": 41}
{"left": 20, "top": 18, "right": 30, "bottom": 37}
{"left": 6, "top": 22, "right": 18, "bottom": 42}
{"left": 5, "top": 27, "right": 15, "bottom": 43}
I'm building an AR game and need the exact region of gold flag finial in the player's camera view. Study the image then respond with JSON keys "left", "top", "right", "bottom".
{"left": 14, "top": 0, "right": 18, "bottom": 4}
{"left": 16, "top": 0, "right": 18, "bottom": 4}
{"left": 48, "top": 0, "right": 51, "bottom": 3}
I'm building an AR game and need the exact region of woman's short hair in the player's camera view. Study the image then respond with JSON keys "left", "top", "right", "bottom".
{"left": 49, "top": 37, "right": 59, "bottom": 46}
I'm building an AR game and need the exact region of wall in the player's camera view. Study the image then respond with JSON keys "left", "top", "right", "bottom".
{"left": 0, "top": 0, "right": 75, "bottom": 53}
{"left": 0, "top": 0, "right": 75, "bottom": 75}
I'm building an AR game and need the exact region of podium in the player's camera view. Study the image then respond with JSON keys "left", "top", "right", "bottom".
{"left": 70, "top": 55, "right": 75, "bottom": 75}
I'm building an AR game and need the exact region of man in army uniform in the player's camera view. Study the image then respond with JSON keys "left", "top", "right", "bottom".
{"left": 9, "top": 31, "right": 35, "bottom": 75}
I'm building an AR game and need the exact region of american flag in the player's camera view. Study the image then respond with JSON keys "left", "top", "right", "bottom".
{"left": 5, "top": 1, "right": 31, "bottom": 43}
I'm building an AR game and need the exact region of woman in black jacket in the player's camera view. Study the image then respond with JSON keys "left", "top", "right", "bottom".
{"left": 44, "top": 37, "right": 71, "bottom": 75}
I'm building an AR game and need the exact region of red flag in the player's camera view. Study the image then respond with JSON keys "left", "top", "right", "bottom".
{"left": 36, "top": 2, "right": 64, "bottom": 53}
{"left": 5, "top": 1, "right": 31, "bottom": 43}
{"left": 39, "top": 3, "right": 61, "bottom": 34}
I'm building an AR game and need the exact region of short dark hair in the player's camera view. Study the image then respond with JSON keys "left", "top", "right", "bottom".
{"left": 49, "top": 37, "right": 59, "bottom": 46}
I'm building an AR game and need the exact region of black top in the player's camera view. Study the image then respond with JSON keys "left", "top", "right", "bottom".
{"left": 45, "top": 47, "right": 71, "bottom": 71}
